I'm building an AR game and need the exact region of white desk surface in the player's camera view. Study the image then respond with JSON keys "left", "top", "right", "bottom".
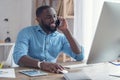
{"left": 62, "top": 62, "right": 120, "bottom": 80}
{"left": 81, "top": 62, "right": 120, "bottom": 80}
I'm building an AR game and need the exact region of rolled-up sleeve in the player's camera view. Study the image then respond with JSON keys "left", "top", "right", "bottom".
{"left": 61, "top": 35, "right": 84, "bottom": 61}
{"left": 13, "top": 28, "right": 29, "bottom": 64}
{"left": 74, "top": 46, "right": 84, "bottom": 61}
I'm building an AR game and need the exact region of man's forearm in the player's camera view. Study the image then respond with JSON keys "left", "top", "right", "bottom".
{"left": 18, "top": 55, "right": 65, "bottom": 73}
{"left": 62, "top": 29, "right": 81, "bottom": 54}
{"left": 18, "top": 55, "right": 39, "bottom": 68}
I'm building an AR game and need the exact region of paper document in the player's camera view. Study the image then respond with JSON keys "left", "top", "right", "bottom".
{"left": 109, "top": 62, "right": 120, "bottom": 78}
{"left": 0, "top": 68, "right": 15, "bottom": 78}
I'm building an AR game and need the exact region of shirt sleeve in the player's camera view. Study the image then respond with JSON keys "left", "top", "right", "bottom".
{"left": 13, "top": 28, "right": 29, "bottom": 64}
{"left": 61, "top": 35, "right": 84, "bottom": 61}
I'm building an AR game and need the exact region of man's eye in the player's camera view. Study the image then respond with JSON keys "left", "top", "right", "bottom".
{"left": 46, "top": 16, "right": 52, "bottom": 19}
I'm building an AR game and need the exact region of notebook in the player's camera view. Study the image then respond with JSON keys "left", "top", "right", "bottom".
{"left": 64, "top": 71, "right": 91, "bottom": 80}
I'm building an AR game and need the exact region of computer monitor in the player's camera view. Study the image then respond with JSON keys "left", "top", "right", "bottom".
{"left": 87, "top": 1, "right": 120, "bottom": 64}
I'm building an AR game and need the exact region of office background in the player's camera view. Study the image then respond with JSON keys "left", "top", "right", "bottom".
{"left": 0, "top": 0, "right": 118, "bottom": 62}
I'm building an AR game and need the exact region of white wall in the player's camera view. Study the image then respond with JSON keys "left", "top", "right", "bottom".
{"left": 74, "top": 0, "right": 94, "bottom": 60}
{"left": 82, "top": 0, "right": 93, "bottom": 60}
{"left": 0, "top": 0, "right": 33, "bottom": 42}
{"left": 0, "top": 0, "right": 33, "bottom": 61}
{"left": 74, "top": 0, "right": 83, "bottom": 44}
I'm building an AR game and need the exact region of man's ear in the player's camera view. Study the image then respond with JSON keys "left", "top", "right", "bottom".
{"left": 36, "top": 17, "right": 40, "bottom": 22}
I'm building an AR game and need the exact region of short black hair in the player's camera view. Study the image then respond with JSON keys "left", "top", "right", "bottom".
{"left": 36, "top": 5, "right": 51, "bottom": 17}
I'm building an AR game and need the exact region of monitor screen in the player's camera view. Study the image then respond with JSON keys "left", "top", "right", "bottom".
{"left": 87, "top": 1, "right": 120, "bottom": 64}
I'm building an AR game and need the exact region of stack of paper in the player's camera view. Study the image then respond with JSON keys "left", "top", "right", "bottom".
{"left": 0, "top": 68, "right": 15, "bottom": 78}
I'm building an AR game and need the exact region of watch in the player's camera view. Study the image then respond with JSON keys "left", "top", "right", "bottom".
{"left": 37, "top": 61, "right": 42, "bottom": 69}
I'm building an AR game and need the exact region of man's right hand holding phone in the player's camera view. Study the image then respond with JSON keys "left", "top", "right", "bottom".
{"left": 56, "top": 17, "right": 68, "bottom": 32}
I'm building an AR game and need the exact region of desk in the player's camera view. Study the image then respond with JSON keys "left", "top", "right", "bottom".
{"left": 0, "top": 62, "right": 120, "bottom": 80}
{"left": 0, "top": 43, "right": 14, "bottom": 61}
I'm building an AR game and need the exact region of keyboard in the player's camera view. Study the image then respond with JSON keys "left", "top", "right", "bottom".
{"left": 64, "top": 63, "right": 87, "bottom": 69}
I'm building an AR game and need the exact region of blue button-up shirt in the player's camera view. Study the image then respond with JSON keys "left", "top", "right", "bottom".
{"left": 13, "top": 25, "right": 84, "bottom": 64}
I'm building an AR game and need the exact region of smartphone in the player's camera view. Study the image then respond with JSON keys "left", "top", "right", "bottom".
{"left": 55, "top": 19, "right": 60, "bottom": 27}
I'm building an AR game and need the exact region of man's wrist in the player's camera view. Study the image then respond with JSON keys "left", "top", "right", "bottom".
{"left": 61, "top": 28, "right": 69, "bottom": 33}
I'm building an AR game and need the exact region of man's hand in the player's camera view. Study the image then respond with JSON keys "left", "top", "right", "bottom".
{"left": 57, "top": 17, "right": 68, "bottom": 31}
{"left": 40, "top": 62, "right": 64, "bottom": 73}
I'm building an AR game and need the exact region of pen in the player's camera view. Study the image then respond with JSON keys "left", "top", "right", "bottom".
{"left": 109, "top": 61, "right": 120, "bottom": 66}
{"left": 109, "top": 74, "right": 120, "bottom": 78}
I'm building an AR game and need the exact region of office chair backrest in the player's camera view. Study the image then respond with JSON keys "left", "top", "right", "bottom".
{"left": 4, "top": 44, "right": 18, "bottom": 67}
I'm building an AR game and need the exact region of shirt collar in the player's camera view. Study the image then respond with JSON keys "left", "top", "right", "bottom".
{"left": 36, "top": 25, "right": 58, "bottom": 36}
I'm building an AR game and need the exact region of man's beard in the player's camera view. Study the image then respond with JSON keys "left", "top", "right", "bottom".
{"left": 45, "top": 25, "right": 57, "bottom": 33}
{"left": 42, "top": 21, "right": 57, "bottom": 33}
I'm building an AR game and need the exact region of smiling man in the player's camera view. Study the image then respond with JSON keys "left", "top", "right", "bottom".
{"left": 13, "top": 5, "right": 84, "bottom": 73}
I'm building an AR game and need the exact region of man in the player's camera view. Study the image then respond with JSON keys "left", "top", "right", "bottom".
{"left": 13, "top": 5, "right": 84, "bottom": 73}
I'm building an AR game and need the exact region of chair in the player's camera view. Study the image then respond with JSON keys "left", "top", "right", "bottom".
{"left": 4, "top": 44, "right": 18, "bottom": 67}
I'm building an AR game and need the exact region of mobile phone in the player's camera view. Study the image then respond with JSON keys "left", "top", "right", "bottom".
{"left": 55, "top": 19, "right": 60, "bottom": 27}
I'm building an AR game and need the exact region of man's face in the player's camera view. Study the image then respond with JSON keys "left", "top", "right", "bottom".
{"left": 38, "top": 8, "right": 58, "bottom": 33}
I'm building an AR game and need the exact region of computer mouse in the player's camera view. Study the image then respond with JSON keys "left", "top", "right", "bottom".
{"left": 59, "top": 70, "right": 68, "bottom": 74}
